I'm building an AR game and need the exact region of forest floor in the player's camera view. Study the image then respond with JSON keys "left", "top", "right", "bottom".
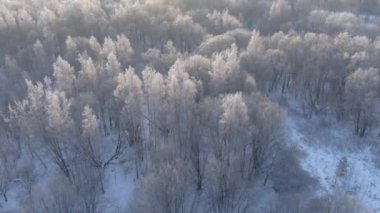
{"left": 100, "top": 163, "right": 137, "bottom": 213}
{"left": 286, "top": 106, "right": 380, "bottom": 212}
{"left": 2, "top": 104, "right": 380, "bottom": 212}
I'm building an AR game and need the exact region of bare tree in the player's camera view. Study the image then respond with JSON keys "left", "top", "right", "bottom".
{"left": 130, "top": 160, "right": 191, "bottom": 213}
{"left": 305, "top": 192, "right": 372, "bottom": 213}
{"left": 205, "top": 157, "right": 250, "bottom": 213}
{"left": 245, "top": 92, "right": 284, "bottom": 179}
{"left": 0, "top": 137, "right": 14, "bottom": 202}
{"left": 345, "top": 67, "right": 380, "bottom": 136}
{"left": 30, "top": 176, "right": 80, "bottom": 213}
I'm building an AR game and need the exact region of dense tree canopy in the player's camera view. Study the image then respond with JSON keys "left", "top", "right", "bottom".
{"left": 0, "top": 0, "right": 378, "bottom": 212}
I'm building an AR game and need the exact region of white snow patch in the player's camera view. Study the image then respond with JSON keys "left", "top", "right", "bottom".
{"left": 101, "top": 164, "right": 137, "bottom": 213}
{"left": 0, "top": 187, "right": 21, "bottom": 213}
{"left": 286, "top": 110, "right": 380, "bottom": 212}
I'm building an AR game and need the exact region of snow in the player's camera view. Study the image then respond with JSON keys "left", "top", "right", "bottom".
{"left": 101, "top": 164, "right": 137, "bottom": 213}
{"left": 0, "top": 187, "right": 21, "bottom": 213}
{"left": 2, "top": 96, "right": 379, "bottom": 212}
{"left": 286, "top": 108, "right": 380, "bottom": 212}
{"left": 0, "top": 141, "right": 138, "bottom": 213}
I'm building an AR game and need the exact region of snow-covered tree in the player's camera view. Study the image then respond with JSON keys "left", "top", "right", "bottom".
{"left": 142, "top": 67, "right": 168, "bottom": 147}
{"left": 345, "top": 67, "right": 380, "bottom": 136}
{"left": 115, "top": 34, "right": 134, "bottom": 67}
{"left": 44, "top": 89, "right": 75, "bottom": 182}
{"left": 199, "top": 34, "right": 236, "bottom": 56}
{"left": 218, "top": 92, "right": 251, "bottom": 177}
{"left": 166, "top": 60, "right": 197, "bottom": 150}
{"left": 204, "top": 10, "right": 242, "bottom": 35}
{"left": 130, "top": 162, "right": 190, "bottom": 213}
{"left": 80, "top": 105, "right": 101, "bottom": 166}
{"left": 209, "top": 44, "right": 243, "bottom": 95}
{"left": 53, "top": 57, "right": 76, "bottom": 96}
{"left": 114, "top": 67, "right": 144, "bottom": 178}
{"left": 245, "top": 92, "right": 284, "bottom": 179}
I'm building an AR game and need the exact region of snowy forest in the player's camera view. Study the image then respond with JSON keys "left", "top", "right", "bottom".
{"left": 0, "top": 0, "right": 380, "bottom": 212}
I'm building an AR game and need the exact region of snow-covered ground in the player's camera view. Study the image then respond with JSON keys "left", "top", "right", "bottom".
{"left": 2, "top": 100, "right": 380, "bottom": 212}
{"left": 0, "top": 148, "right": 138, "bottom": 213}
{"left": 0, "top": 187, "right": 21, "bottom": 213}
{"left": 286, "top": 109, "right": 380, "bottom": 212}
{"left": 101, "top": 164, "right": 137, "bottom": 213}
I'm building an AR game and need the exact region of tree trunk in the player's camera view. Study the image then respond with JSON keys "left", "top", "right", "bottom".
{"left": 2, "top": 192, "right": 7, "bottom": 202}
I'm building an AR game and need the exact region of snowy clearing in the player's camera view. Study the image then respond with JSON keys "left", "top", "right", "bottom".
{"left": 286, "top": 109, "right": 380, "bottom": 212}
